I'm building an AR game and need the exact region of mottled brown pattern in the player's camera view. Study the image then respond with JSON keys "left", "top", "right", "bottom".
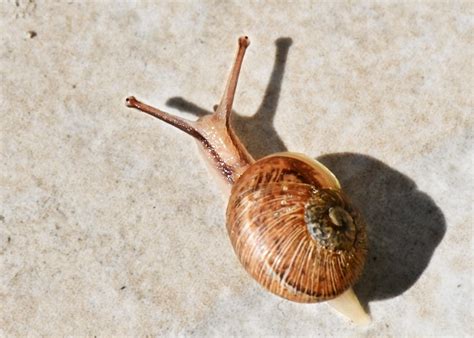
{"left": 226, "top": 154, "right": 367, "bottom": 302}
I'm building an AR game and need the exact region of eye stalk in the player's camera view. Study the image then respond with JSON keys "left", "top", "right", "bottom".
{"left": 304, "top": 189, "right": 359, "bottom": 251}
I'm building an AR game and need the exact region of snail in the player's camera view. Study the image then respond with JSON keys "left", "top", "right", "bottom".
{"left": 125, "top": 36, "right": 369, "bottom": 325}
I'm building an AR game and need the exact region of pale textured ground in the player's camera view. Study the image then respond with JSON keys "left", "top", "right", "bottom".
{"left": 0, "top": 1, "right": 473, "bottom": 336}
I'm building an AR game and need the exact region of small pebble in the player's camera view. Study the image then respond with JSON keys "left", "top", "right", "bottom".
{"left": 27, "top": 30, "right": 37, "bottom": 39}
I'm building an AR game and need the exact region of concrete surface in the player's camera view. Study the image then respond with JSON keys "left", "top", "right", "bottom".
{"left": 0, "top": 1, "right": 472, "bottom": 336}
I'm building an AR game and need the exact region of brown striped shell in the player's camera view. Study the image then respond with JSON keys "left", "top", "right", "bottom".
{"left": 226, "top": 153, "right": 367, "bottom": 302}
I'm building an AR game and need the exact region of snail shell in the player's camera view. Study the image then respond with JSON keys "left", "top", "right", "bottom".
{"left": 226, "top": 153, "right": 367, "bottom": 302}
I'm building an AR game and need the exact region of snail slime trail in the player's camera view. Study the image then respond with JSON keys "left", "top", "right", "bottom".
{"left": 125, "top": 36, "right": 370, "bottom": 325}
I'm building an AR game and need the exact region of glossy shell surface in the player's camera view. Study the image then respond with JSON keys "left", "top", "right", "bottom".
{"left": 226, "top": 153, "right": 367, "bottom": 302}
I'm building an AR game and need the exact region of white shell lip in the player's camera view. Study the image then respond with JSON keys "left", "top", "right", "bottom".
{"left": 262, "top": 152, "right": 341, "bottom": 189}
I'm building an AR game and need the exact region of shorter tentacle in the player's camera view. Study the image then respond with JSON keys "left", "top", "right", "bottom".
{"left": 125, "top": 96, "right": 236, "bottom": 183}
{"left": 126, "top": 96, "right": 201, "bottom": 138}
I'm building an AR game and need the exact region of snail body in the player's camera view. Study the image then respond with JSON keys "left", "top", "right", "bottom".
{"left": 126, "top": 36, "right": 369, "bottom": 324}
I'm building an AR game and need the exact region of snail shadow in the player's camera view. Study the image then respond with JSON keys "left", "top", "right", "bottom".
{"left": 317, "top": 153, "right": 446, "bottom": 311}
{"left": 166, "top": 37, "right": 291, "bottom": 157}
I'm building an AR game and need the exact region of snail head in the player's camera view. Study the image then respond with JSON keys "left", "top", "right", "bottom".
{"left": 304, "top": 189, "right": 362, "bottom": 252}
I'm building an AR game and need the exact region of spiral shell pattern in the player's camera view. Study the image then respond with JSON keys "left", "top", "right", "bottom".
{"left": 226, "top": 153, "right": 367, "bottom": 302}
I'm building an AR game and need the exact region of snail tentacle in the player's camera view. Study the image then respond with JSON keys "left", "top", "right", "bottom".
{"left": 215, "top": 36, "right": 250, "bottom": 124}
{"left": 125, "top": 96, "right": 200, "bottom": 137}
{"left": 125, "top": 96, "right": 237, "bottom": 183}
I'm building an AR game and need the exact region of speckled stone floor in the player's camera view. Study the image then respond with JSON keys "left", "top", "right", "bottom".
{"left": 1, "top": 1, "right": 472, "bottom": 336}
